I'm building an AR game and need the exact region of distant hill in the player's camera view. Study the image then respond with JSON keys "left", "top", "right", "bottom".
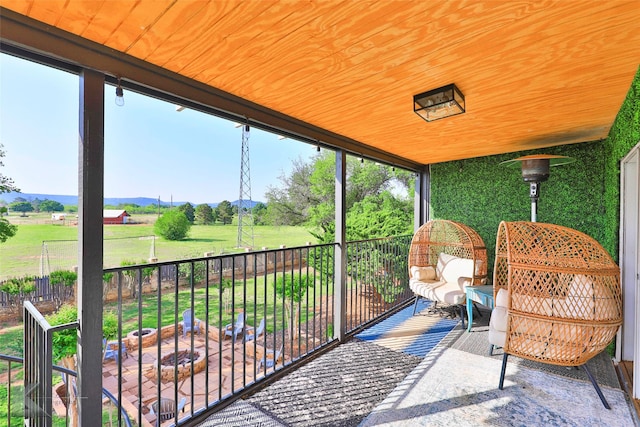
{"left": 0, "top": 192, "right": 262, "bottom": 208}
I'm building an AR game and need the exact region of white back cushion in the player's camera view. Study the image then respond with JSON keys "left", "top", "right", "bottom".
{"left": 437, "top": 253, "right": 474, "bottom": 283}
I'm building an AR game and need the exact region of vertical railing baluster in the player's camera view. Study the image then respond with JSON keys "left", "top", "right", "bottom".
{"left": 217, "top": 258, "right": 223, "bottom": 402}
{"left": 204, "top": 258, "right": 210, "bottom": 408}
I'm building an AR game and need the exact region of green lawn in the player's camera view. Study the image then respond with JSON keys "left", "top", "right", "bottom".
{"left": 108, "top": 274, "right": 331, "bottom": 338}
{"left": 0, "top": 212, "right": 316, "bottom": 278}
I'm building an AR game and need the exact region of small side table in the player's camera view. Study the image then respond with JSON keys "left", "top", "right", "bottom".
{"left": 465, "top": 285, "right": 494, "bottom": 332}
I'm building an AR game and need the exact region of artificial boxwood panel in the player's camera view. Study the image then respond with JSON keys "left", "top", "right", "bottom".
{"left": 424, "top": 67, "right": 638, "bottom": 361}
{"left": 431, "top": 142, "right": 606, "bottom": 280}
{"left": 603, "top": 65, "right": 640, "bottom": 260}
{"left": 430, "top": 65, "right": 640, "bottom": 277}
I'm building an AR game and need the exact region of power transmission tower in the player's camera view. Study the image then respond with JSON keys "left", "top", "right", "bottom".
{"left": 237, "top": 124, "right": 254, "bottom": 248}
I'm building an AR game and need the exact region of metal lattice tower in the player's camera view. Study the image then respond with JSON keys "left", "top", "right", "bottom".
{"left": 237, "top": 124, "right": 254, "bottom": 248}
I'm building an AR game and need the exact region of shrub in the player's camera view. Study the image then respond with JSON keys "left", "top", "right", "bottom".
{"left": 0, "top": 276, "right": 35, "bottom": 295}
{"left": 47, "top": 306, "right": 120, "bottom": 361}
{"left": 47, "top": 305, "right": 78, "bottom": 362}
{"left": 154, "top": 210, "right": 191, "bottom": 240}
{"left": 102, "top": 311, "right": 118, "bottom": 341}
{"left": 50, "top": 270, "right": 77, "bottom": 287}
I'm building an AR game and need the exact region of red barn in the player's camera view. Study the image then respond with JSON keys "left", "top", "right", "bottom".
{"left": 103, "top": 210, "right": 130, "bottom": 225}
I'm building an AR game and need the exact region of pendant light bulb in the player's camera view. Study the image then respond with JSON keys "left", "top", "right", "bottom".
{"left": 115, "top": 79, "right": 125, "bottom": 107}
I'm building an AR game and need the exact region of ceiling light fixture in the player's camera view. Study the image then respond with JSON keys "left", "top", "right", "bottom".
{"left": 501, "top": 154, "right": 574, "bottom": 222}
{"left": 115, "top": 78, "right": 124, "bottom": 107}
{"left": 413, "top": 83, "right": 465, "bottom": 122}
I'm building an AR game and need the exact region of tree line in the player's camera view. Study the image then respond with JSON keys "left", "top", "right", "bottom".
{"left": 1, "top": 144, "right": 414, "bottom": 244}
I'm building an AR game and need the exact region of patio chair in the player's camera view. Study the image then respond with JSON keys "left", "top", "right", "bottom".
{"left": 258, "top": 345, "right": 283, "bottom": 370}
{"left": 103, "top": 338, "right": 128, "bottom": 363}
{"left": 408, "top": 219, "right": 488, "bottom": 326}
{"left": 224, "top": 312, "right": 246, "bottom": 341}
{"left": 244, "top": 318, "right": 265, "bottom": 342}
{"left": 180, "top": 309, "right": 201, "bottom": 338}
{"left": 489, "top": 221, "right": 622, "bottom": 409}
{"left": 150, "top": 397, "right": 187, "bottom": 425}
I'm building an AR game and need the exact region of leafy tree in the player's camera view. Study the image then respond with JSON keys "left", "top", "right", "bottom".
{"left": 0, "top": 144, "right": 19, "bottom": 194}
{"left": 40, "top": 199, "right": 65, "bottom": 212}
{"left": 347, "top": 192, "right": 413, "bottom": 240}
{"left": 216, "top": 200, "right": 234, "bottom": 225}
{"left": 30, "top": 198, "right": 42, "bottom": 212}
{"left": 9, "top": 201, "right": 33, "bottom": 217}
{"left": 195, "top": 203, "right": 214, "bottom": 224}
{"left": 274, "top": 273, "right": 313, "bottom": 339}
{"left": 0, "top": 206, "right": 16, "bottom": 243}
{"left": 178, "top": 202, "right": 195, "bottom": 223}
{"left": 252, "top": 202, "right": 268, "bottom": 225}
{"left": 154, "top": 209, "right": 191, "bottom": 240}
{"left": 265, "top": 152, "right": 413, "bottom": 242}
{"left": 264, "top": 158, "right": 316, "bottom": 226}
{"left": 0, "top": 145, "right": 19, "bottom": 242}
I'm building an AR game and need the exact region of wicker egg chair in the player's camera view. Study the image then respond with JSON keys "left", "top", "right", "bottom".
{"left": 491, "top": 221, "right": 622, "bottom": 408}
{"left": 408, "top": 219, "right": 488, "bottom": 326}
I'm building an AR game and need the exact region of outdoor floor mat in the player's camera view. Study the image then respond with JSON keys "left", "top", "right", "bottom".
{"left": 245, "top": 339, "right": 422, "bottom": 427}
{"left": 356, "top": 299, "right": 459, "bottom": 357}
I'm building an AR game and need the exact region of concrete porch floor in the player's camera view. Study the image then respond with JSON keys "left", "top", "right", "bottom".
{"left": 198, "top": 301, "right": 639, "bottom": 427}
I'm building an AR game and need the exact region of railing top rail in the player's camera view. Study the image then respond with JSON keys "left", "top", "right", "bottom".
{"left": 25, "top": 301, "right": 78, "bottom": 333}
{"left": 24, "top": 300, "right": 51, "bottom": 328}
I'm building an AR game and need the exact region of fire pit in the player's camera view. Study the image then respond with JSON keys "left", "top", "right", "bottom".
{"left": 154, "top": 349, "right": 206, "bottom": 382}
{"left": 127, "top": 327, "right": 157, "bottom": 350}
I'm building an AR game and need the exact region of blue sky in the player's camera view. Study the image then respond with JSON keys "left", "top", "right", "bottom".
{"left": 0, "top": 53, "right": 315, "bottom": 204}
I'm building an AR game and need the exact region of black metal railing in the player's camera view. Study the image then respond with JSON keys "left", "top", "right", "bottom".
{"left": 23, "top": 301, "right": 78, "bottom": 427}
{"left": 19, "top": 236, "right": 412, "bottom": 426}
{"left": 0, "top": 353, "right": 133, "bottom": 427}
{"left": 345, "top": 235, "right": 413, "bottom": 333}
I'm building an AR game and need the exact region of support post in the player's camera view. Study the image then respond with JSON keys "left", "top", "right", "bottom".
{"left": 414, "top": 165, "right": 430, "bottom": 232}
{"left": 77, "top": 69, "right": 104, "bottom": 426}
{"left": 334, "top": 150, "right": 347, "bottom": 341}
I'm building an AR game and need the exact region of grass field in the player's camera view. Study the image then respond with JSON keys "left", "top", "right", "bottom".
{"left": 0, "top": 213, "right": 316, "bottom": 279}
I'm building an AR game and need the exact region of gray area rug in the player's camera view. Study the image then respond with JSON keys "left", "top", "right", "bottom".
{"left": 359, "top": 347, "right": 634, "bottom": 427}
{"left": 452, "top": 307, "right": 621, "bottom": 389}
{"left": 199, "top": 305, "right": 634, "bottom": 427}
{"left": 199, "top": 339, "right": 421, "bottom": 426}
{"left": 245, "top": 339, "right": 421, "bottom": 426}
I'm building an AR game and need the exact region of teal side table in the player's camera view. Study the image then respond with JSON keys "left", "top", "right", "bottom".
{"left": 465, "top": 284, "right": 494, "bottom": 332}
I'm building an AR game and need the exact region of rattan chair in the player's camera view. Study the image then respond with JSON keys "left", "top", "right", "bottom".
{"left": 490, "top": 221, "right": 622, "bottom": 408}
{"left": 408, "top": 219, "right": 488, "bottom": 326}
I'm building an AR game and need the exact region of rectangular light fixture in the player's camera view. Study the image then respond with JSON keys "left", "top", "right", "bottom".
{"left": 413, "top": 83, "right": 465, "bottom": 122}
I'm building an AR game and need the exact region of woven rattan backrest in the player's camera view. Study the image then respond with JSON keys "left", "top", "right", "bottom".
{"left": 408, "top": 219, "right": 488, "bottom": 285}
{"left": 493, "top": 221, "right": 622, "bottom": 366}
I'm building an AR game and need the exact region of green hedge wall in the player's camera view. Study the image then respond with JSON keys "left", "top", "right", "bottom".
{"left": 603, "top": 66, "right": 640, "bottom": 260}
{"left": 430, "top": 65, "right": 640, "bottom": 278}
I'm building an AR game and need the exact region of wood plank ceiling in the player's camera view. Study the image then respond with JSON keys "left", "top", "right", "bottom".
{"left": 2, "top": 0, "right": 639, "bottom": 165}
